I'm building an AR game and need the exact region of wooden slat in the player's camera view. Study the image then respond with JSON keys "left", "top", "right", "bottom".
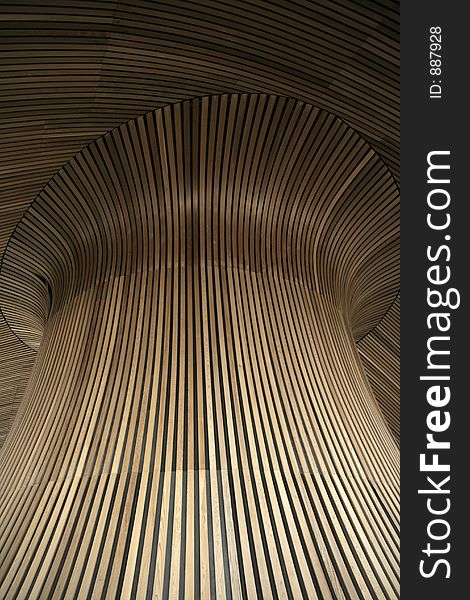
{"left": 0, "top": 94, "right": 398, "bottom": 598}
{"left": 0, "top": 2, "right": 400, "bottom": 598}
{"left": 0, "top": 0, "right": 399, "bottom": 449}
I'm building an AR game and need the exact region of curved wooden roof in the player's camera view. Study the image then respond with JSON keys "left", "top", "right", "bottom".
{"left": 0, "top": 2, "right": 399, "bottom": 597}
{"left": 0, "top": 0, "right": 399, "bottom": 448}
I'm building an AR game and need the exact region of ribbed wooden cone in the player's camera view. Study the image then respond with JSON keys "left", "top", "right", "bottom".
{"left": 0, "top": 95, "right": 398, "bottom": 598}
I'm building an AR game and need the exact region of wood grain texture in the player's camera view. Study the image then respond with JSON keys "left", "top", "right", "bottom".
{"left": 0, "top": 0, "right": 400, "bottom": 449}
{"left": 358, "top": 293, "right": 400, "bottom": 443}
{"left": 0, "top": 2, "right": 400, "bottom": 598}
{"left": 0, "top": 95, "right": 398, "bottom": 598}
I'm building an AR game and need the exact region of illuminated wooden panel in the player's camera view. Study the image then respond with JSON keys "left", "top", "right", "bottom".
{"left": 358, "top": 294, "right": 400, "bottom": 442}
{"left": 0, "top": 95, "right": 398, "bottom": 598}
{"left": 0, "top": 1, "right": 399, "bottom": 449}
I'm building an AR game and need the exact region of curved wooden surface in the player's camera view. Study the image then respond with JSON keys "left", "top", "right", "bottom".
{"left": 0, "top": 2, "right": 399, "bottom": 599}
{"left": 0, "top": 95, "right": 399, "bottom": 598}
{"left": 357, "top": 293, "right": 400, "bottom": 443}
{"left": 0, "top": 0, "right": 400, "bottom": 448}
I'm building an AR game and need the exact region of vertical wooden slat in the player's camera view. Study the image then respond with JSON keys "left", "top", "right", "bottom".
{"left": 0, "top": 94, "right": 398, "bottom": 598}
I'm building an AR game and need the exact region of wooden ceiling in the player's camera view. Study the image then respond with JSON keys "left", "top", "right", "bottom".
{"left": 0, "top": 93, "right": 399, "bottom": 598}
{"left": 0, "top": 0, "right": 399, "bottom": 449}
{"left": 0, "top": 2, "right": 400, "bottom": 597}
